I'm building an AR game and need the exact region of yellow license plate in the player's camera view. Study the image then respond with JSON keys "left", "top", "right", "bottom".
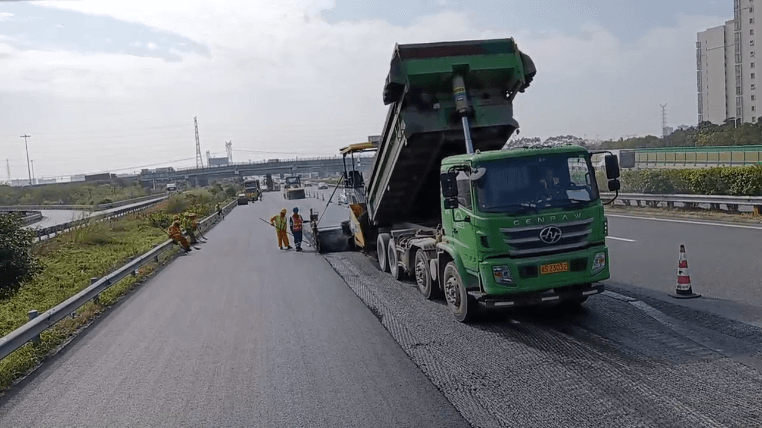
{"left": 540, "top": 262, "right": 569, "bottom": 275}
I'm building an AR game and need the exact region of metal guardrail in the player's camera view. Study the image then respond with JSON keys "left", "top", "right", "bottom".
{"left": 32, "top": 196, "right": 168, "bottom": 240}
{"left": 0, "top": 199, "right": 237, "bottom": 362}
{"left": 601, "top": 192, "right": 762, "bottom": 209}
{"left": 0, "top": 193, "right": 167, "bottom": 212}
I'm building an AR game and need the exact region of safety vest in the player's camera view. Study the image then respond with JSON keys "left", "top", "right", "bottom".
{"left": 272, "top": 214, "right": 287, "bottom": 231}
{"left": 290, "top": 214, "right": 303, "bottom": 232}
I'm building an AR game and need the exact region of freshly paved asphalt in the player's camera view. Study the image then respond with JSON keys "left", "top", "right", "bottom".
{"left": 0, "top": 192, "right": 466, "bottom": 427}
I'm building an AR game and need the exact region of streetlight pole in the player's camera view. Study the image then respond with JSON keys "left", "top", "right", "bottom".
{"left": 20, "top": 135, "right": 32, "bottom": 186}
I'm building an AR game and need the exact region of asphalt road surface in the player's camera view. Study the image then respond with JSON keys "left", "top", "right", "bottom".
{"left": 605, "top": 213, "right": 762, "bottom": 326}
{"left": 0, "top": 192, "right": 466, "bottom": 427}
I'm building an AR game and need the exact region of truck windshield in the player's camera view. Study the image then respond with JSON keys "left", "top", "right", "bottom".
{"left": 474, "top": 153, "right": 598, "bottom": 213}
{"left": 286, "top": 178, "right": 299, "bottom": 184}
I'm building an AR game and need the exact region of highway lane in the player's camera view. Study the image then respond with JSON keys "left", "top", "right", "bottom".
{"left": 0, "top": 193, "right": 465, "bottom": 427}
{"left": 24, "top": 210, "right": 88, "bottom": 230}
{"left": 24, "top": 196, "right": 167, "bottom": 230}
{"left": 605, "top": 213, "right": 762, "bottom": 324}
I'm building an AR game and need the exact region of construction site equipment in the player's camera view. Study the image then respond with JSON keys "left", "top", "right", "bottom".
{"left": 282, "top": 176, "right": 306, "bottom": 200}
{"left": 320, "top": 38, "right": 620, "bottom": 322}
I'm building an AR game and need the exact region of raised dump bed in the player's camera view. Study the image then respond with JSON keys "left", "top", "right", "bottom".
{"left": 366, "top": 38, "right": 536, "bottom": 227}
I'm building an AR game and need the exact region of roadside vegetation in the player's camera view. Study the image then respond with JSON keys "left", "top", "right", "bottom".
{"left": 0, "top": 178, "right": 154, "bottom": 207}
{"left": 0, "top": 185, "right": 236, "bottom": 393}
{"left": 596, "top": 165, "right": 762, "bottom": 196}
{"left": 598, "top": 120, "right": 762, "bottom": 150}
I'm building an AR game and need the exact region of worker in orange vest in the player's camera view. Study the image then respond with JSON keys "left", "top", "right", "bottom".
{"left": 289, "top": 207, "right": 304, "bottom": 252}
{"left": 167, "top": 219, "right": 193, "bottom": 253}
{"left": 270, "top": 208, "right": 292, "bottom": 250}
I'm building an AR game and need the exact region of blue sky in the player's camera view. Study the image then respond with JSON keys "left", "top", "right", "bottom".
{"left": 0, "top": 0, "right": 731, "bottom": 179}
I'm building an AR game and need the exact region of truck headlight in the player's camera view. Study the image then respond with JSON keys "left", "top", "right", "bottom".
{"left": 492, "top": 266, "right": 514, "bottom": 285}
{"left": 592, "top": 252, "right": 606, "bottom": 274}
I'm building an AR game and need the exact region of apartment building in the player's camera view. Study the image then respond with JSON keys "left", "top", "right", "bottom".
{"left": 698, "top": 0, "right": 761, "bottom": 125}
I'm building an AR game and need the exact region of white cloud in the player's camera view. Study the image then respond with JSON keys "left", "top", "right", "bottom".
{"left": 0, "top": 13, "right": 13, "bottom": 21}
{"left": 146, "top": 42, "right": 158, "bottom": 50}
{"left": 0, "top": 1, "right": 726, "bottom": 178}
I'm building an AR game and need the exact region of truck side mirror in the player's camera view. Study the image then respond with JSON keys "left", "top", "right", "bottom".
{"left": 608, "top": 178, "right": 621, "bottom": 192}
{"left": 440, "top": 172, "right": 458, "bottom": 198}
{"left": 604, "top": 155, "right": 620, "bottom": 180}
{"left": 443, "top": 198, "right": 458, "bottom": 210}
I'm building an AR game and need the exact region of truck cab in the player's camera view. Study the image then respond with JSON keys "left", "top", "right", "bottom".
{"left": 435, "top": 146, "right": 616, "bottom": 320}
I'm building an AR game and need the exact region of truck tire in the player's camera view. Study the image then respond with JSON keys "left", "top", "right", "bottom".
{"left": 377, "top": 233, "right": 391, "bottom": 272}
{"left": 388, "top": 239, "right": 405, "bottom": 280}
{"left": 415, "top": 249, "right": 439, "bottom": 299}
{"left": 443, "top": 262, "right": 475, "bottom": 323}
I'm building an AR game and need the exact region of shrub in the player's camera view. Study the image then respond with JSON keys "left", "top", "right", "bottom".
{"left": 0, "top": 214, "right": 42, "bottom": 296}
{"left": 612, "top": 165, "right": 762, "bottom": 196}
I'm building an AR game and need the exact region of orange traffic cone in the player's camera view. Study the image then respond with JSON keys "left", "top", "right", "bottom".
{"left": 669, "top": 245, "right": 701, "bottom": 299}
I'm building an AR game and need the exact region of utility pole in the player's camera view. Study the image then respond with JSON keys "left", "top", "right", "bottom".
{"left": 6, "top": 159, "right": 10, "bottom": 184}
{"left": 31, "top": 160, "right": 35, "bottom": 185}
{"left": 206, "top": 150, "right": 211, "bottom": 166}
{"left": 194, "top": 117, "right": 204, "bottom": 169}
{"left": 20, "top": 134, "right": 32, "bottom": 186}
{"left": 660, "top": 104, "right": 668, "bottom": 137}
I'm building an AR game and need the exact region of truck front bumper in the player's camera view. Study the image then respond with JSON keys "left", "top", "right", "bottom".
{"left": 478, "top": 245, "right": 610, "bottom": 296}
{"left": 477, "top": 282, "right": 604, "bottom": 310}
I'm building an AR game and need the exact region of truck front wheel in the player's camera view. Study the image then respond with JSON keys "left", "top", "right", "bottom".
{"left": 443, "top": 262, "right": 475, "bottom": 323}
{"left": 415, "top": 249, "right": 439, "bottom": 299}
{"left": 377, "top": 233, "right": 391, "bottom": 272}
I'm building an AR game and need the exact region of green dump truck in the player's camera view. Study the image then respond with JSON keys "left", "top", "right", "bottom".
{"left": 353, "top": 38, "right": 621, "bottom": 322}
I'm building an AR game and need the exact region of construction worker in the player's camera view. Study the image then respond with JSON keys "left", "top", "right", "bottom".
{"left": 182, "top": 213, "right": 200, "bottom": 245}
{"left": 216, "top": 202, "right": 223, "bottom": 219}
{"left": 168, "top": 219, "right": 192, "bottom": 253}
{"left": 270, "top": 208, "right": 292, "bottom": 250}
{"left": 188, "top": 213, "right": 207, "bottom": 242}
{"left": 289, "top": 207, "right": 304, "bottom": 252}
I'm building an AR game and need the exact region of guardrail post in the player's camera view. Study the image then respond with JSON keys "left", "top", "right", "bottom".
{"left": 28, "top": 310, "right": 40, "bottom": 344}
{"left": 755, "top": 205, "right": 761, "bottom": 216}
{"left": 91, "top": 278, "right": 100, "bottom": 305}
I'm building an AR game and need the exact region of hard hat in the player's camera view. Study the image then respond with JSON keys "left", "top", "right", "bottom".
{"left": 293, "top": 207, "right": 299, "bottom": 213}
{"left": 281, "top": 208, "right": 287, "bottom": 214}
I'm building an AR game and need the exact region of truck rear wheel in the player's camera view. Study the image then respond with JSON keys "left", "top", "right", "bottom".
{"left": 388, "top": 239, "right": 405, "bottom": 280}
{"left": 415, "top": 249, "right": 439, "bottom": 299}
{"left": 443, "top": 262, "right": 475, "bottom": 323}
{"left": 377, "top": 233, "right": 391, "bottom": 272}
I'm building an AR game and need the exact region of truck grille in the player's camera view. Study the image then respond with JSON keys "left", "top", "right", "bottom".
{"left": 501, "top": 219, "right": 593, "bottom": 257}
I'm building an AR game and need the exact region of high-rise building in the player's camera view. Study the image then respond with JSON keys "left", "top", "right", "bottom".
{"left": 698, "top": 0, "right": 761, "bottom": 125}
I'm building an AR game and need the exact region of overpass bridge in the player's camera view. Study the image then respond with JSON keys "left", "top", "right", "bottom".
{"left": 139, "top": 155, "right": 374, "bottom": 187}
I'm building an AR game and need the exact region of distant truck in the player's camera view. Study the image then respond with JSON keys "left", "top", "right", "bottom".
{"left": 243, "top": 179, "right": 261, "bottom": 201}
{"left": 166, "top": 183, "right": 178, "bottom": 192}
{"left": 282, "top": 176, "right": 306, "bottom": 200}
{"left": 332, "top": 38, "right": 620, "bottom": 322}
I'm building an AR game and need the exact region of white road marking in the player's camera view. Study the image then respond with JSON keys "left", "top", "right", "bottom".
{"left": 608, "top": 214, "right": 762, "bottom": 231}
{"left": 607, "top": 236, "right": 636, "bottom": 242}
